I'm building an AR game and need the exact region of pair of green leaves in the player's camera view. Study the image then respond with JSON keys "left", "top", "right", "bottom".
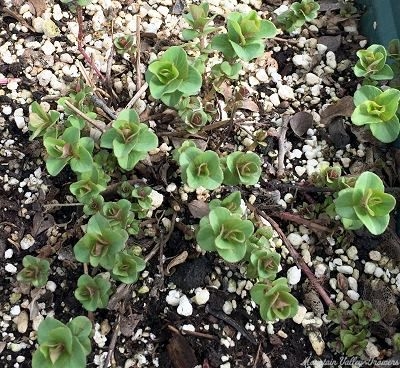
{"left": 174, "top": 141, "right": 262, "bottom": 190}
{"left": 211, "top": 11, "right": 277, "bottom": 62}
{"left": 351, "top": 85, "right": 400, "bottom": 143}
{"left": 354, "top": 44, "right": 394, "bottom": 81}
{"left": 100, "top": 109, "right": 158, "bottom": 171}
{"left": 17, "top": 255, "right": 50, "bottom": 288}
{"left": 197, "top": 206, "right": 254, "bottom": 263}
{"left": 250, "top": 278, "right": 299, "bottom": 321}
{"left": 277, "top": 0, "right": 320, "bottom": 33}
{"left": 145, "top": 46, "right": 202, "bottom": 106}
{"left": 44, "top": 126, "right": 94, "bottom": 176}
{"left": 32, "top": 316, "right": 91, "bottom": 368}
{"left": 334, "top": 171, "right": 396, "bottom": 235}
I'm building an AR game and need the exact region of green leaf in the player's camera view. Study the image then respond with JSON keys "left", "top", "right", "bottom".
{"left": 179, "top": 65, "right": 202, "bottom": 95}
{"left": 354, "top": 171, "right": 384, "bottom": 192}
{"left": 196, "top": 220, "right": 217, "bottom": 252}
{"left": 182, "top": 28, "right": 200, "bottom": 40}
{"left": 334, "top": 188, "right": 358, "bottom": 219}
{"left": 211, "top": 34, "right": 236, "bottom": 60}
{"left": 369, "top": 115, "right": 400, "bottom": 142}
{"left": 353, "top": 85, "right": 382, "bottom": 106}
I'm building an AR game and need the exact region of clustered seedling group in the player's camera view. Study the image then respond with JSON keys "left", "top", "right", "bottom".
{"left": 14, "top": 0, "right": 400, "bottom": 366}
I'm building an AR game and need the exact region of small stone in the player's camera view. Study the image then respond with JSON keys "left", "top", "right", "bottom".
{"left": 5, "top": 264, "right": 17, "bottom": 273}
{"left": 4, "top": 249, "right": 13, "bottom": 258}
{"left": 305, "top": 73, "right": 320, "bottom": 85}
{"left": 292, "top": 54, "right": 312, "bottom": 69}
{"left": 193, "top": 288, "right": 210, "bottom": 305}
{"left": 293, "top": 305, "right": 307, "bottom": 324}
{"left": 177, "top": 295, "right": 193, "bottom": 316}
{"left": 347, "top": 290, "right": 360, "bottom": 301}
{"left": 326, "top": 51, "right": 337, "bottom": 69}
{"left": 287, "top": 266, "right": 301, "bottom": 285}
{"left": 166, "top": 290, "right": 181, "bottom": 306}
{"left": 364, "top": 262, "right": 376, "bottom": 275}
{"left": 287, "top": 233, "right": 303, "bottom": 247}
{"left": 308, "top": 330, "right": 325, "bottom": 356}
{"left": 149, "top": 189, "right": 163, "bottom": 209}
{"left": 365, "top": 341, "right": 380, "bottom": 359}
{"left": 10, "top": 305, "right": 21, "bottom": 316}
{"left": 46, "top": 281, "right": 57, "bottom": 292}
{"left": 269, "top": 93, "right": 280, "bottom": 107}
{"left": 336, "top": 265, "right": 353, "bottom": 275}
{"left": 222, "top": 301, "right": 233, "bottom": 315}
{"left": 41, "top": 40, "right": 56, "bottom": 55}
{"left": 37, "top": 69, "right": 53, "bottom": 87}
{"left": 374, "top": 267, "right": 384, "bottom": 278}
{"left": 347, "top": 277, "right": 357, "bottom": 292}
{"left": 20, "top": 234, "right": 35, "bottom": 250}
{"left": 278, "top": 85, "right": 295, "bottom": 100}
{"left": 314, "top": 263, "right": 327, "bottom": 278}
{"left": 346, "top": 246, "right": 358, "bottom": 260}
{"left": 294, "top": 166, "right": 306, "bottom": 177}
{"left": 255, "top": 69, "right": 269, "bottom": 82}
{"left": 369, "top": 250, "right": 381, "bottom": 262}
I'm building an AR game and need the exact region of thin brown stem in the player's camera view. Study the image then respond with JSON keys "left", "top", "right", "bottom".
{"left": 271, "top": 211, "right": 332, "bottom": 233}
{"left": 135, "top": 15, "right": 142, "bottom": 90}
{"left": 247, "top": 202, "right": 334, "bottom": 307}
{"left": 63, "top": 100, "right": 106, "bottom": 132}
{"left": 277, "top": 116, "right": 289, "bottom": 178}
{"left": 76, "top": 6, "right": 105, "bottom": 82}
{"left": 125, "top": 82, "right": 148, "bottom": 110}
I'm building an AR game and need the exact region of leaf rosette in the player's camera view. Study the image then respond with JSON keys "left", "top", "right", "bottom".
{"left": 100, "top": 109, "right": 158, "bottom": 170}
{"left": 351, "top": 85, "right": 400, "bottom": 142}
{"left": 145, "top": 46, "right": 202, "bottom": 106}
{"left": 111, "top": 250, "right": 146, "bottom": 284}
{"left": 196, "top": 207, "right": 254, "bottom": 262}
{"left": 354, "top": 44, "right": 394, "bottom": 80}
{"left": 222, "top": 151, "right": 262, "bottom": 185}
{"left": 334, "top": 171, "right": 396, "bottom": 235}
{"left": 250, "top": 278, "right": 298, "bottom": 321}
{"left": 74, "top": 274, "right": 112, "bottom": 311}
{"left": 211, "top": 11, "right": 277, "bottom": 62}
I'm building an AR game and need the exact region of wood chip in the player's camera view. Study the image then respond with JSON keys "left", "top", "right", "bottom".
{"left": 167, "top": 333, "right": 198, "bottom": 368}
{"left": 165, "top": 251, "right": 188, "bottom": 276}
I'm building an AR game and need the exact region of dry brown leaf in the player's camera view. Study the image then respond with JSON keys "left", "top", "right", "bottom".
{"left": 328, "top": 117, "right": 350, "bottom": 149}
{"left": 165, "top": 251, "right": 188, "bottom": 276}
{"left": 167, "top": 333, "right": 198, "bottom": 368}
{"left": 238, "top": 99, "right": 259, "bottom": 112}
{"left": 28, "top": 0, "right": 47, "bottom": 16}
{"left": 187, "top": 199, "right": 209, "bottom": 219}
{"left": 319, "top": 96, "right": 355, "bottom": 126}
{"left": 119, "top": 313, "right": 143, "bottom": 337}
{"left": 317, "top": 35, "right": 342, "bottom": 52}
{"left": 289, "top": 111, "right": 314, "bottom": 137}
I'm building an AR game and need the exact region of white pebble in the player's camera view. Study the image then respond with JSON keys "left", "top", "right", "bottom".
{"left": 292, "top": 54, "right": 312, "bottom": 69}
{"left": 20, "top": 234, "right": 35, "bottom": 250}
{"left": 166, "top": 290, "right": 181, "bottom": 306}
{"left": 369, "top": 250, "right": 381, "bottom": 262}
{"left": 177, "top": 295, "right": 193, "bottom": 316}
{"left": 4, "top": 249, "right": 13, "bottom": 259}
{"left": 294, "top": 166, "right": 306, "bottom": 177}
{"left": 374, "top": 267, "right": 384, "bottom": 278}
{"left": 41, "top": 40, "right": 56, "bottom": 55}
{"left": 222, "top": 301, "right": 233, "bottom": 315}
{"left": 5, "top": 264, "right": 17, "bottom": 273}
{"left": 364, "top": 262, "right": 376, "bottom": 275}
{"left": 287, "top": 233, "right": 303, "bottom": 247}
{"left": 346, "top": 246, "right": 358, "bottom": 260}
{"left": 305, "top": 73, "right": 320, "bottom": 85}
{"left": 278, "top": 85, "right": 295, "bottom": 100}
{"left": 325, "top": 51, "right": 337, "bottom": 69}
{"left": 347, "top": 290, "right": 360, "bottom": 301}
{"left": 347, "top": 277, "right": 357, "bottom": 292}
{"left": 314, "top": 263, "right": 327, "bottom": 278}
{"left": 292, "top": 305, "right": 307, "bottom": 324}
{"left": 37, "top": 69, "right": 53, "bottom": 87}
{"left": 46, "top": 281, "right": 57, "bottom": 292}
{"left": 193, "top": 288, "right": 210, "bottom": 305}
{"left": 287, "top": 266, "right": 301, "bottom": 285}
{"left": 10, "top": 305, "right": 21, "bottom": 316}
{"left": 269, "top": 93, "right": 280, "bottom": 107}
{"left": 336, "top": 265, "right": 353, "bottom": 275}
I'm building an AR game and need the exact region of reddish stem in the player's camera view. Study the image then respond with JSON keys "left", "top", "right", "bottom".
{"left": 248, "top": 203, "right": 334, "bottom": 307}
{"left": 76, "top": 6, "right": 105, "bottom": 81}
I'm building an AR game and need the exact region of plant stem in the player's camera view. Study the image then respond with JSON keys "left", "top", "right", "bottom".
{"left": 271, "top": 211, "right": 332, "bottom": 233}
{"left": 125, "top": 82, "right": 148, "bottom": 110}
{"left": 63, "top": 100, "right": 106, "bottom": 132}
{"left": 76, "top": 6, "right": 105, "bottom": 82}
{"left": 247, "top": 202, "right": 334, "bottom": 307}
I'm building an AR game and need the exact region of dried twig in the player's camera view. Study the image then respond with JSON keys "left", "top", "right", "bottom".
{"left": 76, "top": 6, "right": 105, "bottom": 82}
{"left": 135, "top": 15, "right": 142, "bottom": 90}
{"left": 277, "top": 117, "right": 289, "bottom": 178}
{"left": 272, "top": 211, "right": 332, "bottom": 234}
{"left": 168, "top": 325, "right": 218, "bottom": 341}
{"left": 102, "top": 316, "right": 120, "bottom": 368}
{"left": 63, "top": 100, "right": 106, "bottom": 132}
{"left": 125, "top": 82, "right": 148, "bottom": 110}
{"left": 248, "top": 202, "right": 334, "bottom": 307}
